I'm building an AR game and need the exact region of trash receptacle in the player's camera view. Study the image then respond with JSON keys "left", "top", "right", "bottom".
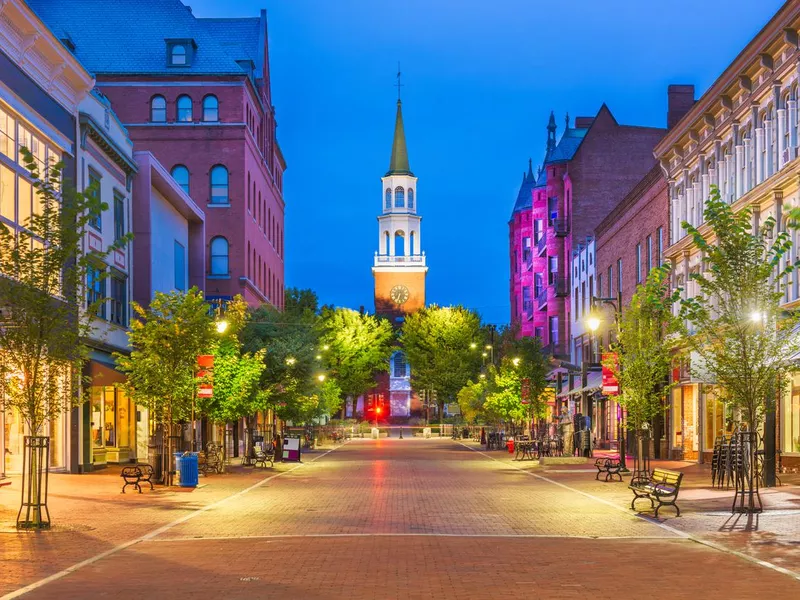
{"left": 178, "top": 452, "right": 199, "bottom": 488}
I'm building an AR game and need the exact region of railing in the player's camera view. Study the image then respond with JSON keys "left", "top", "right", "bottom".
{"left": 536, "top": 287, "right": 548, "bottom": 309}
{"left": 554, "top": 278, "right": 569, "bottom": 297}
{"left": 374, "top": 253, "right": 426, "bottom": 266}
{"left": 536, "top": 233, "right": 547, "bottom": 255}
{"left": 554, "top": 219, "right": 570, "bottom": 237}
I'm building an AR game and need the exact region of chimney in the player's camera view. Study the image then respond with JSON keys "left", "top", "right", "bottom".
{"left": 667, "top": 84, "right": 695, "bottom": 129}
{"left": 574, "top": 117, "right": 595, "bottom": 129}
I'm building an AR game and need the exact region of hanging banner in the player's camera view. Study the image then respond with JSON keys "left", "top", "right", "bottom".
{"left": 601, "top": 352, "right": 619, "bottom": 396}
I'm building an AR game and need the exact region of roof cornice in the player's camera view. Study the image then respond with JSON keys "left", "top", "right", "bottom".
{"left": 654, "top": 0, "right": 798, "bottom": 158}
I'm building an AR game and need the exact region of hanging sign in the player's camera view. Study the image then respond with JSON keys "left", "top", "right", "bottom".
{"left": 197, "top": 355, "right": 215, "bottom": 368}
{"left": 198, "top": 384, "right": 213, "bottom": 398}
{"left": 601, "top": 352, "right": 619, "bottom": 396}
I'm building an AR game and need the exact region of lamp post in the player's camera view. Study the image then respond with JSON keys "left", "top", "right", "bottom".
{"left": 587, "top": 291, "right": 626, "bottom": 470}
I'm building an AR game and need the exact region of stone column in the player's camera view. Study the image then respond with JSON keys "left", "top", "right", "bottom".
{"left": 778, "top": 108, "right": 788, "bottom": 168}
{"left": 735, "top": 144, "right": 745, "bottom": 198}
{"left": 755, "top": 127, "right": 765, "bottom": 184}
{"left": 789, "top": 100, "right": 798, "bottom": 159}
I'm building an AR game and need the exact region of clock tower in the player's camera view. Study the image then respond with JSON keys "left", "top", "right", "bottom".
{"left": 372, "top": 98, "right": 427, "bottom": 319}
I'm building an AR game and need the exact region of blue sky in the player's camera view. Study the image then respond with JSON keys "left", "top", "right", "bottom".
{"left": 189, "top": 0, "right": 783, "bottom": 324}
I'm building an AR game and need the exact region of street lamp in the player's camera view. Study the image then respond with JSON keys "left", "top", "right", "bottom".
{"left": 750, "top": 311, "right": 764, "bottom": 323}
{"left": 486, "top": 344, "right": 494, "bottom": 364}
{"left": 470, "top": 342, "right": 478, "bottom": 350}
{"left": 285, "top": 357, "right": 296, "bottom": 366}
{"left": 317, "top": 374, "right": 326, "bottom": 382}
{"left": 512, "top": 357, "right": 521, "bottom": 367}
{"left": 322, "top": 345, "right": 330, "bottom": 351}
{"left": 215, "top": 319, "right": 228, "bottom": 334}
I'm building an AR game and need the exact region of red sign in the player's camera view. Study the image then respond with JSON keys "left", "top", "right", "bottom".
{"left": 521, "top": 378, "right": 530, "bottom": 404}
{"left": 197, "top": 355, "right": 214, "bottom": 368}
{"left": 198, "top": 384, "right": 213, "bottom": 398}
{"left": 601, "top": 352, "right": 619, "bottom": 396}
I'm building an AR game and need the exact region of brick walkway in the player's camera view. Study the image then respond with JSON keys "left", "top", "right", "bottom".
{"left": 1, "top": 439, "right": 799, "bottom": 599}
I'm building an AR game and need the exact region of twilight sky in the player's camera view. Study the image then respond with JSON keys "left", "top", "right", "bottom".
{"left": 189, "top": 0, "right": 783, "bottom": 324}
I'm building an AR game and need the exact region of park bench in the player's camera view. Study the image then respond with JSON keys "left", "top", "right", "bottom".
{"left": 198, "top": 443, "right": 223, "bottom": 475}
{"left": 254, "top": 445, "right": 275, "bottom": 468}
{"left": 629, "top": 467, "right": 684, "bottom": 517}
{"left": 595, "top": 456, "right": 623, "bottom": 482}
{"left": 120, "top": 464, "right": 154, "bottom": 494}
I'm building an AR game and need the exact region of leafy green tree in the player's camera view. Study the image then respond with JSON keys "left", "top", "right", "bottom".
{"left": 115, "top": 288, "right": 214, "bottom": 484}
{"left": 0, "top": 150, "right": 118, "bottom": 528}
{"left": 495, "top": 328, "right": 550, "bottom": 426}
{"left": 242, "top": 288, "right": 320, "bottom": 424}
{"left": 402, "top": 305, "right": 483, "bottom": 425}
{"left": 606, "top": 265, "right": 682, "bottom": 433}
{"left": 318, "top": 307, "right": 394, "bottom": 417}
{"left": 680, "top": 185, "right": 800, "bottom": 430}
{"left": 457, "top": 378, "right": 487, "bottom": 423}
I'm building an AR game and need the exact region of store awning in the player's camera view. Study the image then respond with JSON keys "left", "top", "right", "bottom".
{"left": 556, "top": 371, "right": 602, "bottom": 398}
{"left": 87, "top": 359, "right": 126, "bottom": 386}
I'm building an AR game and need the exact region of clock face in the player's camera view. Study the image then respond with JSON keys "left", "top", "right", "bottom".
{"left": 390, "top": 285, "right": 410, "bottom": 305}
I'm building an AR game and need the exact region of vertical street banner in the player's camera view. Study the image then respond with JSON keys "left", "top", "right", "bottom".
{"left": 601, "top": 352, "right": 619, "bottom": 396}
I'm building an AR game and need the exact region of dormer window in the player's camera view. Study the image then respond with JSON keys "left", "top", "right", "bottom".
{"left": 166, "top": 39, "right": 196, "bottom": 68}
{"left": 172, "top": 45, "right": 187, "bottom": 65}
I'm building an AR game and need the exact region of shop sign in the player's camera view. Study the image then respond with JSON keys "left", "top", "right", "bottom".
{"left": 197, "top": 355, "right": 214, "bottom": 368}
{"left": 601, "top": 353, "right": 619, "bottom": 396}
{"left": 198, "top": 384, "right": 213, "bottom": 398}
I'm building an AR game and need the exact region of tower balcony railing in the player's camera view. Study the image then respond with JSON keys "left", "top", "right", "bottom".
{"left": 553, "top": 219, "right": 570, "bottom": 237}
{"left": 536, "top": 287, "right": 548, "bottom": 310}
{"left": 374, "top": 252, "right": 426, "bottom": 267}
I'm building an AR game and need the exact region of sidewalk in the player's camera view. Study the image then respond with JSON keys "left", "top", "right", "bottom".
{"left": 464, "top": 439, "right": 800, "bottom": 576}
{"left": 0, "top": 445, "right": 335, "bottom": 597}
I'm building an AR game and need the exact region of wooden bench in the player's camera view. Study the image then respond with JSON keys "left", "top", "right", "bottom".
{"left": 629, "top": 467, "right": 684, "bottom": 517}
{"left": 254, "top": 446, "right": 275, "bottom": 468}
{"left": 595, "top": 456, "right": 622, "bottom": 482}
{"left": 121, "top": 464, "right": 154, "bottom": 494}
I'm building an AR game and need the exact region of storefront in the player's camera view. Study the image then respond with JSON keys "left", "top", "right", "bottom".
{"left": 86, "top": 359, "right": 134, "bottom": 468}
{"left": 780, "top": 375, "right": 800, "bottom": 470}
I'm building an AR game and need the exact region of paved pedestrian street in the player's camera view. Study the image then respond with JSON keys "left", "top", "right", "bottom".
{"left": 2, "top": 439, "right": 799, "bottom": 599}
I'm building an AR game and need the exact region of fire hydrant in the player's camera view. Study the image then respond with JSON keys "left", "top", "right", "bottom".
{"left": 507, "top": 438, "right": 515, "bottom": 454}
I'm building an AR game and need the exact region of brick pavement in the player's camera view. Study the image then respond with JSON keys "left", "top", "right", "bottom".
{"left": 1, "top": 438, "right": 799, "bottom": 599}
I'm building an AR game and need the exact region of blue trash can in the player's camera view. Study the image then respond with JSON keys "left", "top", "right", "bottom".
{"left": 178, "top": 452, "right": 199, "bottom": 487}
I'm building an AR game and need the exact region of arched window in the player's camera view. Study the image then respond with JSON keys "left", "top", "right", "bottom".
{"left": 395, "top": 186, "right": 405, "bottom": 208}
{"left": 384, "top": 231, "right": 390, "bottom": 255}
{"left": 408, "top": 188, "right": 414, "bottom": 209}
{"left": 171, "top": 165, "right": 190, "bottom": 195}
{"left": 392, "top": 352, "right": 407, "bottom": 378}
{"left": 171, "top": 44, "right": 187, "bottom": 65}
{"left": 385, "top": 188, "right": 391, "bottom": 209}
{"left": 394, "top": 230, "right": 405, "bottom": 256}
{"left": 176, "top": 95, "right": 193, "bottom": 122}
{"left": 210, "top": 237, "right": 229, "bottom": 275}
{"left": 409, "top": 231, "right": 415, "bottom": 255}
{"left": 202, "top": 95, "right": 219, "bottom": 122}
{"left": 210, "top": 165, "right": 229, "bottom": 204}
{"left": 151, "top": 95, "right": 166, "bottom": 122}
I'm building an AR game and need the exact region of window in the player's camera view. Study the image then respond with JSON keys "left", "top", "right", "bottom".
{"left": 393, "top": 353, "right": 407, "bottom": 378}
{"left": 607, "top": 266, "right": 612, "bottom": 296}
{"left": 395, "top": 231, "right": 405, "bottom": 255}
{"left": 385, "top": 188, "right": 391, "bottom": 209}
{"left": 588, "top": 275, "right": 593, "bottom": 305}
{"left": 408, "top": 188, "right": 414, "bottom": 209}
{"left": 87, "top": 172, "right": 101, "bottom": 231}
{"left": 547, "top": 196, "right": 558, "bottom": 223}
{"left": 174, "top": 240, "right": 186, "bottom": 291}
{"left": 109, "top": 275, "right": 127, "bottom": 326}
{"left": 113, "top": 193, "right": 125, "bottom": 242}
{"left": 171, "top": 165, "right": 190, "bottom": 195}
{"left": 534, "top": 219, "right": 543, "bottom": 243}
{"left": 210, "top": 237, "right": 229, "bottom": 275}
{"left": 0, "top": 163, "right": 14, "bottom": 222}
{"left": 597, "top": 274, "right": 602, "bottom": 299}
{"left": 534, "top": 326, "right": 544, "bottom": 340}
{"left": 549, "top": 316, "right": 559, "bottom": 345}
{"left": 150, "top": 95, "right": 166, "bottom": 122}
{"left": 636, "top": 243, "right": 642, "bottom": 283}
{"left": 522, "top": 236, "right": 532, "bottom": 265}
{"left": 522, "top": 286, "right": 532, "bottom": 314}
{"left": 87, "top": 265, "right": 106, "bottom": 318}
{"left": 0, "top": 107, "right": 15, "bottom": 159}
{"left": 395, "top": 186, "right": 405, "bottom": 208}
{"left": 617, "top": 259, "right": 623, "bottom": 294}
{"left": 548, "top": 256, "right": 558, "bottom": 284}
{"left": 646, "top": 235, "right": 652, "bottom": 275}
{"left": 202, "top": 95, "right": 219, "bottom": 122}
{"left": 210, "top": 165, "right": 229, "bottom": 204}
{"left": 534, "top": 273, "right": 543, "bottom": 297}
{"left": 657, "top": 227, "right": 663, "bottom": 265}
{"left": 410, "top": 231, "right": 415, "bottom": 255}
{"left": 171, "top": 44, "right": 187, "bottom": 65}
{"left": 176, "top": 95, "right": 193, "bottom": 122}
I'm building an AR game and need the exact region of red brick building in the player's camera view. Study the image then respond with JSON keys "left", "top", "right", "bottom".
{"left": 31, "top": 1, "right": 286, "bottom": 308}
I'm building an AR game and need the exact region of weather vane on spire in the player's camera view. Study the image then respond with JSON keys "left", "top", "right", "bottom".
{"left": 395, "top": 62, "right": 403, "bottom": 102}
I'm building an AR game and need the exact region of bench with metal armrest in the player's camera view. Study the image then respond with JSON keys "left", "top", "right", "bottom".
{"left": 629, "top": 467, "right": 683, "bottom": 517}
{"left": 595, "top": 456, "right": 622, "bottom": 482}
{"left": 120, "top": 464, "right": 154, "bottom": 494}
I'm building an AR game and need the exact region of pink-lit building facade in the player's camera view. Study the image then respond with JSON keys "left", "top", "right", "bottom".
{"left": 31, "top": 1, "right": 286, "bottom": 309}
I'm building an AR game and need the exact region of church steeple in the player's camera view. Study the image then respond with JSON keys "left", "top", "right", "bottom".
{"left": 387, "top": 100, "right": 413, "bottom": 176}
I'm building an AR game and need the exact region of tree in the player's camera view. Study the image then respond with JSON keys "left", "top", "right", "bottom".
{"left": 606, "top": 264, "right": 682, "bottom": 433}
{"left": 115, "top": 288, "right": 214, "bottom": 485}
{"left": 318, "top": 307, "right": 394, "bottom": 418}
{"left": 196, "top": 297, "right": 266, "bottom": 453}
{"left": 241, "top": 288, "right": 322, "bottom": 427}
{"left": 457, "top": 378, "right": 486, "bottom": 424}
{"left": 680, "top": 185, "right": 800, "bottom": 431}
{"left": 0, "top": 150, "right": 116, "bottom": 528}
{"left": 495, "top": 327, "right": 551, "bottom": 428}
{"left": 401, "top": 305, "right": 483, "bottom": 425}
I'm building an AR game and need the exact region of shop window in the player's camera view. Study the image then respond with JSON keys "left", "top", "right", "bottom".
{"left": 783, "top": 384, "right": 800, "bottom": 453}
{"left": 17, "top": 177, "right": 32, "bottom": 227}
{"left": 0, "top": 106, "right": 15, "bottom": 159}
{"left": 90, "top": 386, "right": 133, "bottom": 461}
{"left": 0, "top": 163, "right": 14, "bottom": 222}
